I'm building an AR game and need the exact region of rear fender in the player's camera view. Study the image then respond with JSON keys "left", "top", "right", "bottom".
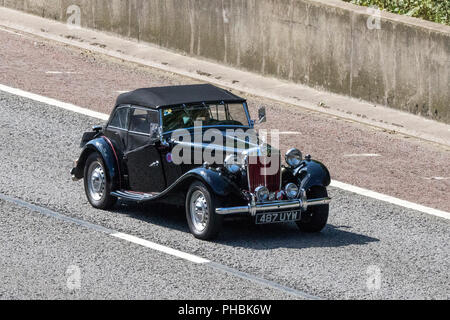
{"left": 71, "top": 137, "right": 120, "bottom": 187}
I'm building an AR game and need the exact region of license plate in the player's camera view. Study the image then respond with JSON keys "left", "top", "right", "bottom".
{"left": 255, "top": 210, "right": 301, "bottom": 224}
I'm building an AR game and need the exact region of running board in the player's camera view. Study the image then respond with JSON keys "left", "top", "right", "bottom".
{"left": 111, "top": 190, "right": 160, "bottom": 203}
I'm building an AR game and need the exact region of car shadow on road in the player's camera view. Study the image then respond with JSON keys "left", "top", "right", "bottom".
{"left": 217, "top": 222, "right": 379, "bottom": 250}
{"left": 111, "top": 201, "right": 379, "bottom": 250}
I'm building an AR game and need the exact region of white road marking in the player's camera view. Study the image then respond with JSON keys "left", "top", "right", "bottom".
{"left": 330, "top": 180, "right": 450, "bottom": 220}
{"left": 45, "top": 71, "right": 83, "bottom": 75}
{"left": 112, "top": 232, "right": 210, "bottom": 264}
{"left": 279, "top": 131, "right": 302, "bottom": 135}
{"left": 0, "top": 192, "right": 317, "bottom": 299}
{"left": 343, "top": 153, "right": 381, "bottom": 157}
{"left": 0, "top": 84, "right": 109, "bottom": 121}
{"left": 0, "top": 83, "right": 449, "bottom": 221}
{"left": 424, "top": 177, "right": 450, "bottom": 181}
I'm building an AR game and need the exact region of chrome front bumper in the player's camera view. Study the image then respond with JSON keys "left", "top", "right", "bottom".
{"left": 215, "top": 197, "right": 331, "bottom": 216}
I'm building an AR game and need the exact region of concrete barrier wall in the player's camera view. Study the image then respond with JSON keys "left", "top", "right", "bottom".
{"left": 2, "top": 0, "right": 449, "bottom": 123}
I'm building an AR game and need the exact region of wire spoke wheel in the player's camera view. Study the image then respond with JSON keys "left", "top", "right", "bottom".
{"left": 87, "top": 162, "right": 106, "bottom": 201}
{"left": 185, "top": 181, "right": 223, "bottom": 240}
{"left": 189, "top": 190, "right": 209, "bottom": 232}
{"left": 83, "top": 153, "right": 116, "bottom": 209}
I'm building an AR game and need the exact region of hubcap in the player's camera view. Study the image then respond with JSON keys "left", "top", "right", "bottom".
{"left": 88, "top": 162, "right": 105, "bottom": 201}
{"left": 190, "top": 190, "right": 209, "bottom": 232}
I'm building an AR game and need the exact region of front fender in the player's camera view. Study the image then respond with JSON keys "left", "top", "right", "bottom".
{"left": 176, "top": 168, "right": 242, "bottom": 198}
{"left": 295, "top": 159, "right": 331, "bottom": 191}
{"left": 71, "top": 137, "right": 120, "bottom": 185}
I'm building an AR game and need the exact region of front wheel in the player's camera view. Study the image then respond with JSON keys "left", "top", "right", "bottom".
{"left": 185, "top": 181, "right": 223, "bottom": 240}
{"left": 84, "top": 152, "right": 117, "bottom": 209}
{"left": 296, "top": 187, "right": 329, "bottom": 233}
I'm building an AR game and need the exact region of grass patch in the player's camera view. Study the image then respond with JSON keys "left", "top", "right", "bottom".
{"left": 342, "top": 0, "right": 449, "bottom": 25}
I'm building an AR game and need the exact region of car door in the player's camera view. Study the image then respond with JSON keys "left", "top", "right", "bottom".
{"left": 125, "top": 107, "right": 166, "bottom": 193}
{"left": 104, "top": 105, "right": 130, "bottom": 151}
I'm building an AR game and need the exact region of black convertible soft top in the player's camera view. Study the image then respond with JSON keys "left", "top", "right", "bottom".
{"left": 116, "top": 84, "right": 246, "bottom": 109}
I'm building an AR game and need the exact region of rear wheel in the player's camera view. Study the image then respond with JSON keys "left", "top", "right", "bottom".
{"left": 296, "top": 187, "right": 329, "bottom": 233}
{"left": 186, "top": 181, "right": 223, "bottom": 240}
{"left": 84, "top": 152, "right": 117, "bottom": 209}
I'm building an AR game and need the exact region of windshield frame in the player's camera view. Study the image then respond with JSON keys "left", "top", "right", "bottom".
{"left": 160, "top": 102, "right": 252, "bottom": 134}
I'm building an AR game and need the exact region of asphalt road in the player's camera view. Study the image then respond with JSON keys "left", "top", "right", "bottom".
{"left": 0, "top": 28, "right": 449, "bottom": 212}
{"left": 0, "top": 91, "right": 448, "bottom": 299}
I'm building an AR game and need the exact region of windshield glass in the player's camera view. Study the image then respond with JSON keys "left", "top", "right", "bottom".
{"left": 162, "top": 103, "right": 250, "bottom": 132}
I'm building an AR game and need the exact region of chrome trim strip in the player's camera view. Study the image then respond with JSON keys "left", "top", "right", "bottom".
{"left": 163, "top": 125, "right": 251, "bottom": 135}
{"left": 111, "top": 190, "right": 158, "bottom": 202}
{"left": 108, "top": 125, "right": 128, "bottom": 132}
{"left": 128, "top": 130, "right": 151, "bottom": 136}
{"left": 246, "top": 155, "right": 251, "bottom": 193}
{"left": 278, "top": 154, "right": 282, "bottom": 191}
{"left": 215, "top": 197, "right": 331, "bottom": 216}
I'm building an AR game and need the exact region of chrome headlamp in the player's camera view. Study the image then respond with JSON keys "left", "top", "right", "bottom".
{"left": 255, "top": 186, "right": 270, "bottom": 202}
{"left": 284, "top": 183, "right": 299, "bottom": 199}
{"left": 224, "top": 154, "right": 241, "bottom": 174}
{"left": 285, "top": 148, "right": 303, "bottom": 168}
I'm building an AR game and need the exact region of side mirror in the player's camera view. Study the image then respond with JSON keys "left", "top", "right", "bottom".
{"left": 258, "top": 106, "right": 266, "bottom": 124}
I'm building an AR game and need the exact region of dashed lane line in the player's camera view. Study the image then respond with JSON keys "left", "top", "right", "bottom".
{"left": 0, "top": 192, "right": 320, "bottom": 300}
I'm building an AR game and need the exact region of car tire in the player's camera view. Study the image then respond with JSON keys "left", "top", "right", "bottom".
{"left": 296, "top": 187, "right": 329, "bottom": 233}
{"left": 186, "top": 181, "right": 223, "bottom": 240}
{"left": 84, "top": 152, "right": 117, "bottom": 209}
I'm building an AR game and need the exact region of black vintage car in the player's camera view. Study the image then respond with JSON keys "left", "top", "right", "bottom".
{"left": 71, "top": 84, "right": 331, "bottom": 240}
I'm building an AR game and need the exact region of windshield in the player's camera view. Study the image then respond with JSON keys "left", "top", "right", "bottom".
{"left": 162, "top": 103, "right": 250, "bottom": 132}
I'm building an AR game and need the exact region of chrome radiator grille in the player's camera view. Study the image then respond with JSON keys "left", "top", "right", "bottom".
{"left": 247, "top": 156, "right": 281, "bottom": 193}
